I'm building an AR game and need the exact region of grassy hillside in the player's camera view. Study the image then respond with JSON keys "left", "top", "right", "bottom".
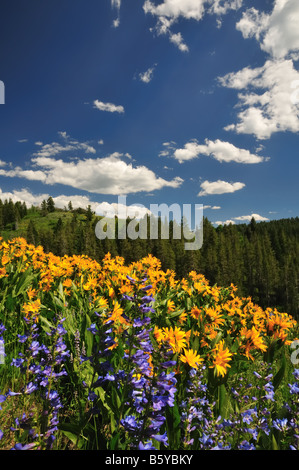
{"left": 0, "top": 206, "right": 87, "bottom": 240}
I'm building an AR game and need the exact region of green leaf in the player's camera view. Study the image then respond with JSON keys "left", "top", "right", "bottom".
{"left": 59, "top": 423, "right": 86, "bottom": 449}
{"left": 12, "top": 269, "right": 35, "bottom": 297}
{"left": 39, "top": 315, "right": 55, "bottom": 334}
{"left": 168, "top": 308, "right": 185, "bottom": 319}
{"left": 272, "top": 433, "right": 279, "bottom": 450}
{"left": 185, "top": 297, "right": 192, "bottom": 312}
{"left": 217, "top": 384, "right": 230, "bottom": 418}
{"left": 264, "top": 338, "right": 283, "bottom": 363}
{"left": 165, "top": 402, "right": 181, "bottom": 448}
{"left": 109, "top": 433, "right": 120, "bottom": 450}
{"left": 82, "top": 313, "right": 93, "bottom": 356}
{"left": 111, "top": 387, "right": 122, "bottom": 411}
{"left": 190, "top": 331, "right": 199, "bottom": 352}
{"left": 210, "top": 331, "right": 223, "bottom": 349}
{"left": 273, "top": 352, "right": 286, "bottom": 391}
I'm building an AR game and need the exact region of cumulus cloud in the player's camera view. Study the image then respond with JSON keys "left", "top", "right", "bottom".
{"left": 139, "top": 64, "right": 157, "bottom": 83}
{"left": 236, "top": 0, "right": 299, "bottom": 60}
{"left": 32, "top": 132, "right": 96, "bottom": 158}
{"left": 214, "top": 219, "right": 236, "bottom": 226}
{"left": 211, "top": 0, "right": 243, "bottom": 16}
{"left": 0, "top": 153, "right": 183, "bottom": 196}
{"left": 93, "top": 100, "right": 125, "bottom": 113}
{"left": 143, "top": 0, "right": 243, "bottom": 52}
{"left": 214, "top": 212, "right": 269, "bottom": 225}
{"left": 163, "top": 139, "right": 266, "bottom": 163}
{"left": 0, "top": 168, "right": 48, "bottom": 182}
{"left": 203, "top": 205, "right": 221, "bottom": 210}
{"left": 218, "top": 1, "right": 299, "bottom": 140}
{"left": 111, "top": 0, "right": 121, "bottom": 27}
{"left": 198, "top": 180, "right": 245, "bottom": 196}
{"left": 169, "top": 32, "right": 189, "bottom": 52}
{"left": 219, "top": 59, "right": 299, "bottom": 139}
{"left": 233, "top": 213, "right": 269, "bottom": 222}
{"left": 0, "top": 187, "right": 99, "bottom": 211}
{"left": 95, "top": 201, "right": 152, "bottom": 219}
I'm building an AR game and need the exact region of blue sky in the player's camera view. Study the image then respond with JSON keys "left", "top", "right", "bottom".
{"left": 0, "top": 0, "right": 298, "bottom": 226}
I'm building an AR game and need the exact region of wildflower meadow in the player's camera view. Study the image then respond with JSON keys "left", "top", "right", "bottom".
{"left": 0, "top": 236, "right": 298, "bottom": 451}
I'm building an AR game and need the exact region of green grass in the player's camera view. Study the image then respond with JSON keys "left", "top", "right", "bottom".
{"left": 0, "top": 208, "right": 88, "bottom": 241}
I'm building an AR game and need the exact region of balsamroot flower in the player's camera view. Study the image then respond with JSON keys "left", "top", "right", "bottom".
{"left": 209, "top": 340, "right": 233, "bottom": 377}
{"left": 179, "top": 349, "right": 203, "bottom": 369}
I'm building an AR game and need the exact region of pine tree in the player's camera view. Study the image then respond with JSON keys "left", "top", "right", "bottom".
{"left": 26, "top": 220, "right": 39, "bottom": 245}
{"left": 85, "top": 205, "right": 93, "bottom": 222}
{"left": 0, "top": 200, "right": 3, "bottom": 229}
{"left": 41, "top": 200, "right": 48, "bottom": 216}
{"left": 46, "top": 196, "right": 55, "bottom": 213}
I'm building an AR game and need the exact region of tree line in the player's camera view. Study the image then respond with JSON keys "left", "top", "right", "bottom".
{"left": 0, "top": 197, "right": 298, "bottom": 319}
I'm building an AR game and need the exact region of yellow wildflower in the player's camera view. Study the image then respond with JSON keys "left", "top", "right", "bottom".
{"left": 210, "top": 340, "right": 233, "bottom": 377}
{"left": 63, "top": 278, "right": 72, "bottom": 288}
{"left": 154, "top": 326, "right": 165, "bottom": 343}
{"left": 1, "top": 254, "right": 10, "bottom": 265}
{"left": 22, "top": 299, "right": 41, "bottom": 322}
{"left": 167, "top": 299, "right": 175, "bottom": 313}
{"left": 180, "top": 349, "right": 203, "bottom": 369}
{"left": 190, "top": 306, "right": 202, "bottom": 320}
{"left": 27, "top": 287, "right": 37, "bottom": 300}
{"left": 163, "top": 326, "right": 188, "bottom": 353}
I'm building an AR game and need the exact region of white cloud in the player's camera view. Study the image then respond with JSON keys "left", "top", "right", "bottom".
{"left": 95, "top": 201, "right": 151, "bottom": 219}
{"left": 198, "top": 180, "right": 245, "bottom": 196}
{"left": 111, "top": 0, "right": 121, "bottom": 27}
{"left": 215, "top": 212, "right": 270, "bottom": 225}
{"left": 143, "top": 0, "right": 206, "bottom": 21}
{"left": 211, "top": 0, "right": 243, "bottom": 16}
{"left": 172, "top": 140, "right": 202, "bottom": 163}
{"left": 236, "top": 0, "right": 299, "bottom": 60}
{"left": 0, "top": 168, "right": 47, "bottom": 182}
{"left": 0, "top": 187, "right": 100, "bottom": 211}
{"left": 93, "top": 100, "right": 124, "bottom": 113}
{"left": 233, "top": 213, "right": 269, "bottom": 222}
{"left": 219, "top": 59, "right": 299, "bottom": 139}
{"left": 219, "top": 1, "right": 299, "bottom": 140}
{"left": 169, "top": 32, "right": 189, "bottom": 52}
{"left": 33, "top": 132, "right": 96, "bottom": 158}
{"left": 111, "top": 0, "right": 121, "bottom": 9}
{"left": 139, "top": 65, "right": 157, "bottom": 83}
{"left": 214, "top": 219, "right": 236, "bottom": 226}
{"left": 203, "top": 205, "right": 221, "bottom": 210}
{"left": 143, "top": 0, "right": 243, "bottom": 51}
{"left": 0, "top": 153, "right": 183, "bottom": 196}
{"left": 165, "top": 139, "right": 266, "bottom": 163}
